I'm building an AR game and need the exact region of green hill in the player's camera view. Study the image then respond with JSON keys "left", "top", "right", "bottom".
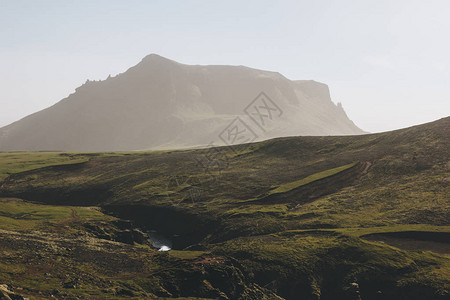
{"left": 0, "top": 117, "right": 448, "bottom": 299}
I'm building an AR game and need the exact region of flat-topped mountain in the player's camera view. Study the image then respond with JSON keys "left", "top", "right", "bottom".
{"left": 0, "top": 54, "right": 364, "bottom": 151}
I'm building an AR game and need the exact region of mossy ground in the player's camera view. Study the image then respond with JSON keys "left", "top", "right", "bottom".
{"left": 0, "top": 117, "right": 449, "bottom": 299}
{"left": 269, "top": 162, "right": 358, "bottom": 195}
{"left": 0, "top": 152, "right": 89, "bottom": 180}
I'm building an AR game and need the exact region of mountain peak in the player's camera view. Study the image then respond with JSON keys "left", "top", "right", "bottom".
{"left": 141, "top": 53, "right": 179, "bottom": 64}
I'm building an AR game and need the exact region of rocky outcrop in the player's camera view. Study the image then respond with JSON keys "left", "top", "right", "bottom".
{"left": 0, "top": 284, "right": 25, "bottom": 300}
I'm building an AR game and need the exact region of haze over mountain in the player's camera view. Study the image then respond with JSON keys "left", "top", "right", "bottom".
{"left": 0, "top": 54, "right": 364, "bottom": 151}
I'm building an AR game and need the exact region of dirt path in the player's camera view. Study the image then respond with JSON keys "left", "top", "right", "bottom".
{"left": 60, "top": 208, "right": 81, "bottom": 226}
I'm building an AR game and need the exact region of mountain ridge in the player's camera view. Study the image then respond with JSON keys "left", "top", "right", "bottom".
{"left": 0, "top": 54, "right": 364, "bottom": 151}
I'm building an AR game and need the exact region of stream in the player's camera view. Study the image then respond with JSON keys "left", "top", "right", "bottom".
{"left": 146, "top": 229, "right": 173, "bottom": 251}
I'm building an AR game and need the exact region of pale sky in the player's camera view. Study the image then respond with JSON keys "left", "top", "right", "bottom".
{"left": 0, "top": 0, "right": 449, "bottom": 133}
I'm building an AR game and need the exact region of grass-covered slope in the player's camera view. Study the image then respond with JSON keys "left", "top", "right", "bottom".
{"left": 268, "top": 162, "right": 358, "bottom": 195}
{"left": 0, "top": 152, "right": 90, "bottom": 181}
{"left": 0, "top": 117, "right": 448, "bottom": 299}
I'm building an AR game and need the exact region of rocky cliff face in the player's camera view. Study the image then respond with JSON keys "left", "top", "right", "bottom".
{"left": 0, "top": 54, "right": 364, "bottom": 151}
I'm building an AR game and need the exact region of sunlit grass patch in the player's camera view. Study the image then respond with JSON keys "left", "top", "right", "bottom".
{"left": 269, "top": 162, "right": 358, "bottom": 195}
{"left": 0, "top": 198, "right": 114, "bottom": 231}
{"left": 0, "top": 152, "right": 89, "bottom": 180}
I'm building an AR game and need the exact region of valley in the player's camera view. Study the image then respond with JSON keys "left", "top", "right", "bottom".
{"left": 0, "top": 117, "right": 448, "bottom": 299}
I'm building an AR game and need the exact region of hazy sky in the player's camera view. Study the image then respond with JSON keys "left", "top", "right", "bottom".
{"left": 1, "top": 0, "right": 449, "bottom": 132}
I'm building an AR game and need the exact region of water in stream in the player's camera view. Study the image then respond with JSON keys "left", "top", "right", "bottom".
{"left": 146, "top": 230, "right": 173, "bottom": 251}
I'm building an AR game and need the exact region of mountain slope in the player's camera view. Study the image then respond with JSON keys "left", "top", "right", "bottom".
{"left": 0, "top": 117, "right": 448, "bottom": 299}
{"left": 0, "top": 54, "right": 364, "bottom": 151}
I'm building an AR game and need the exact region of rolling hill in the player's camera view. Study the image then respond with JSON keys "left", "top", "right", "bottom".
{"left": 0, "top": 117, "right": 448, "bottom": 299}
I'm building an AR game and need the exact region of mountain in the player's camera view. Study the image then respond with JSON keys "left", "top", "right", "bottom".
{"left": 0, "top": 54, "right": 364, "bottom": 151}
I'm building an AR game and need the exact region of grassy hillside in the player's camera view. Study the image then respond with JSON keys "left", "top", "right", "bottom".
{"left": 0, "top": 152, "right": 90, "bottom": 181}
{"left": 0, "top": 117, "right": 448, "bottom": 299}
{"left": 268, "top": 162, "right": 358, "bottom": 195}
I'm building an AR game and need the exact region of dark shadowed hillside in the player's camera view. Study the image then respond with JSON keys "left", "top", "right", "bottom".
{"left": 0, "top": 54, "right": 364, "bottom": 151}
